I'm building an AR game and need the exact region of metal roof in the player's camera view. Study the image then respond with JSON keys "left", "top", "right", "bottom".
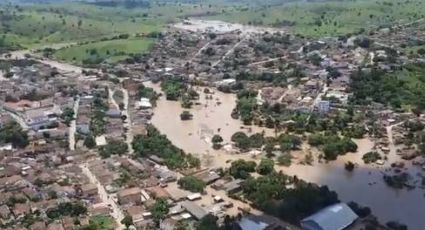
{"left": 301, "top": 203, "right": 358, "bottom": 230}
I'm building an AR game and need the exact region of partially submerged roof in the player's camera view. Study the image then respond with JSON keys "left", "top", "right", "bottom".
{"left": 301, "top": 203, "right": 358, "bottom": 230}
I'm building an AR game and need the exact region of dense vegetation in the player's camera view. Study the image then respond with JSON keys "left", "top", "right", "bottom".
{"left": 99, "top": 140, "right": 128, "bottom": 158}
{"left": 150, "top": 198, "right": 169, "bottom": 225}
{"left": 242, "top": 172, "right": 339, "bottom": 224}
{"left": 308, "top": 133, "right": 357, "bottom": 160}
{"left": 349, "top": 64, "right": 425, "bottom": 112}
{"left": 0, "top": 121, "right": 29, "bottom": 148}
{"left": 132, "top": 125, "right": 200, "bottom": 169}
{"left": 232, "top": 89, "right": 258, "bottom": 125}
{"left": 160, "top": 78, "right": 186, "bottom": 101}
{"left": 60, "top": 107, "right": 75, "bottom": 126}
{"left": 362, "top": 151, "right": 382, "bottom": 164}
{"left": 46, "top": 202, "right": 87, "bottom": 219}
{"left": 256, "top": 158, "right": 275, "bottom": 175}
{"left": 178, "top": 176, "right": 206, "bottom": 193}
{"left": 89, "top": 93, "right": 108, "bottom": 136}
{"left": 138, "top": 84, "right": 159, "bottom": 105}
{"left": 228, "top": 159, "right": 257, "bottom": 179}
{"left": 231, "top": 131, "right": 301, "bottom": 153}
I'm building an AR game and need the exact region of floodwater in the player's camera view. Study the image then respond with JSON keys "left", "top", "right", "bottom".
{"left": 146, "top": 81, "right": 425, "bottom": 230}
{"left": 173, "top": 19, "right": 284, "bottom": 34}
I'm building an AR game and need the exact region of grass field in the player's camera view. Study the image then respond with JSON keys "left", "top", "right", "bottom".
{"left": 89, "top": 215, "right": 115, "bottom": 230}
{"left": 0, "top": 1, "right": 223, "bottom": 49}
{"left": 53, "top": 38, "right": 155, "bottom": 64}
{"left": 206, "top": 0, "right": 425, "bottom": 38}
{"left": 0, "top": 1, "right": 227, "bottom": 61}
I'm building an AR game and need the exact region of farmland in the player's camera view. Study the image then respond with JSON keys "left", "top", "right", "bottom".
{"left": 53, "top": 38, "right": 155, "bottom": 64}
{"left": 206, "top": 0, "right": 425, "bottom": 38}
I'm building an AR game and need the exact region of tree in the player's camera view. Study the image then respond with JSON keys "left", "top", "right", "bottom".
{"left": 229, "top": 159, "right": 256, "bottom": 179}
{"left": 211, "top": 134, "right": 223, "bottom": 149}
{"left": 231, "top": 132, "right": 251, "bottom": 151}
{"left": 176, "top": 220, "right": 190, "bottom": 230}
{"left": 257, "top": 158, "right": 274, "bottom": 175}
{"left": 61, "top": 107, "right": 74, "bottom": 126}
{"left": 362, "top": 151, "right": 381, "bottom": 164}
{"left": 348, "top": 201, "right": 371, "bottom": 218}
{"left": 345, "top": 161, "right": 355, "bottom": 172}
{"left": 99, "top": 140, "right": 128, "bottom": 158}
{"left": 84, "top": 135, "right": 96, "bottom": 149}
{"left": 0, "top": 121, "right": 29, "bottom": 148}
{"left": 197, "top": 214, "right": 218, "bottom": 230}
{"left": 386, "top": 221, "right": 408, "bottom": 230}
{"left": 180, "top": 111, "right": 193, "bottom": 120}
{"left": 178, "top": 176, "right": 206, "bottom": 193}
{"left": 277, "top": 154, "right": 292, "bottom": 167}
{"left": 132, "top": 125, "right": 200, "bottom": 170}
{"left": 249, "top": 133, "right": 265, "bottom": 148}
{"left": 150, "top": 198, "right": 169, "bottom": 224}
{"left": 121, "top": 215, "right": 133, "bottom": 229}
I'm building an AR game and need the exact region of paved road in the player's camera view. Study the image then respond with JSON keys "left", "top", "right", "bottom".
{"left": 68, "top": 97, "right": 80, "bottom": 151}
{"left": 80, "top": 164, "right": 126, "bottom": 230}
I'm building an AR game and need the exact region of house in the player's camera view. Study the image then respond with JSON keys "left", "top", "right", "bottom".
{"left": 236, "top": 215, "right": 291, "bottom": 230}
{"left": 0, "top": 205, "right": 11, "bottom": 219}
{"left": 136, "top": 98, "right": 152, "bottom": 110}
{"left": 301, "top": 203, "right": 358, "bottom": 230}
{"left": 30, "top": 221, "right": 47, "bottom": 230}
{"left": 154, "top": 167, "right": 177, "bottom": 183}
{"left": 236, "top": 216, "right": 269, "bottom": 230}
{"left": 160, "top": 218, "right": 178, "bottom": 230}
{"left": 219, "top": 179, "right": 244, "bottom": 194}
{"left": 47, "top": 222, "right": 65, "bottom": 230}
{"left": 117, "top": 187, "right": 142, "bottom": 205}
{"left": 81, "top": 183, "right": 98, "bottom": 197}
{"left": 77, "top": 124, "right": 90, "bottom": 135}
{"left": 181, "top": 201, "right": 208, "bottom": 220}
{"left": 125, "top": 205, "right": 144, "bottom": 223}
{"left": 12, "top": 203, "right": 31, "bottom": 218}
{"left": 181, "top": 201, "right": 207, "bottom": 220}
{"left": 105, "top": 109, "right": 121, "bottom": 119}
{"left": 193, "top": 170, "right": 221, "bottom": 184}
{"left": 318, "top": 100, "right": 330, "bottom": 113}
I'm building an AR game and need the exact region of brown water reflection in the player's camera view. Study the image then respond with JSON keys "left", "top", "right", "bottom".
{"left": 146, "top": 82, "right": 425, "bottom": 230}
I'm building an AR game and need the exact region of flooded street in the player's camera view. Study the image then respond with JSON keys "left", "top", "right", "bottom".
{"left": 146, "top": 81, "right": 425, "bottom": 229}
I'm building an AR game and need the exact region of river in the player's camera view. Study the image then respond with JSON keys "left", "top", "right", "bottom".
{"left": 146, "top": 81, "right": 425, "bottom": 230}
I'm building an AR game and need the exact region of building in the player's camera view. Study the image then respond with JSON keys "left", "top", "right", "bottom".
{"left": 81, "top": 183, "right": 98, "bottom": 197}
{"left": 117, "top": 187, "right": 142, "bottom": 205}
{"left": 136, "top": 98, "right": 152, "bottom": 110}
{"left": 301, "top": 203, "right": 358, "bottom": 230}
{"left": 236, "top": 216, "right": 270, "bottom": 230}
{"left": 318, "top": 100, "right": 330, "bottom": 113}
{"left": 181, "top": 201, "right": 208, "bottom": 220}
{"left": 160, "top": 218, "right": 178, "bottom": 230}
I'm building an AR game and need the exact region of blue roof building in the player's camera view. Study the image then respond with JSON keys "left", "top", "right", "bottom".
{"left": 301, "top": 203, "right": 358, "bottom": 230}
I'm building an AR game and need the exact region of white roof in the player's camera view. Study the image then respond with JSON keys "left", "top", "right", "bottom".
{"left": 95, "top": 135, "right": 107, "bottom": 146}
{"left": 0, "top": 144, "right": 13, "bottom": 151}
{"left": 181, "top": 213, "right": 192, "bottom": 219}
{"left": 187, "top": 193, "right": 202, "bottom": 200}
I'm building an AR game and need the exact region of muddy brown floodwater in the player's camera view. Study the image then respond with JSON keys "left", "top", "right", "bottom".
{"left": 146, "top": 82, "right": 425, "bottom": 230}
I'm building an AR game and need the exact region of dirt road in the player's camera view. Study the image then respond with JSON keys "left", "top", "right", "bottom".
{"left": 80, "top": 164, "right": 126, "bottom": 230}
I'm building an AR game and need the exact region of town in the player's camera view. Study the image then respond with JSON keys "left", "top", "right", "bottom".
{"left": 1, "top": 0, "right": 425, "bottom": 230}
